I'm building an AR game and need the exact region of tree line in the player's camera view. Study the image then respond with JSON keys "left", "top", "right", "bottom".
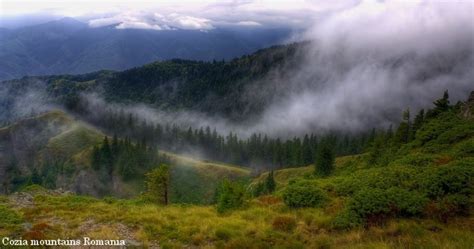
{"left": 83, "top": 109, "right": 372, "bottom": 170}
{"left": 91, "top": 135, "right": 169, "bottom": 181}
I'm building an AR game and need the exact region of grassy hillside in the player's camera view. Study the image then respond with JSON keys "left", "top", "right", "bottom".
{"left": 251, "top": 155, "right": 359, "bottom": 190}
{"left": 0, "top": 188, "right": 472, "bottom": 248}
{"left": 0, "top": 93, "right": 472, "bottom": 248}
{"left": 0, "top": 110, "right": 251, "bottom": 203}
{"left": 162, "top": 151, "right": 251, "bottom": 204}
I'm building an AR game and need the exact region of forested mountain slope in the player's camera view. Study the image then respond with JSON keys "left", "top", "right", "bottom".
{"left": 0, "top": 90, "right": 472, "bottom": 248}
{"left": 0, "top": 42, "right": 308, "bottom": 122}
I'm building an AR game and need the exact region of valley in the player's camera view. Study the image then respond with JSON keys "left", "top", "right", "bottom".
{"left": 1, "top": 2, "right": 473, "bottom": 247}
{"left": 0, "top": 90, "right": 472, "bottom": 248}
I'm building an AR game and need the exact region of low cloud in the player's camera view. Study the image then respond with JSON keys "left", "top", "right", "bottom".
{"left": 235, "top": 21, "right": 262, "bottom": 26}
{"left": 244, "top": 0, "right": 474, "bottom": 134}
{"left": 88, "top": 11, "right": 213, "bottom": 31}
{"left": 78, "top": 1, "right": 474, "bottom": 137}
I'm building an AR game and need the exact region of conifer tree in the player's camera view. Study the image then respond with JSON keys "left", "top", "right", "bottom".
{"left": 91, "top": 145, "right": 101, "bottom": 170}
{"left": 368, "top": 132, "right": 385, "bottom": 165}
{"left": 216, "top": 179, "right": 245, "bottom": 213}
{"left": 30, "top": 168, "right": 42, "bottom": 185}
{"left": 111, "top": 133, "right": 119, "bottom": 161}
{"left": 412, "top": 109, "right": 425, "bottom": 139}
{"left": 302, "top": 135, "right": 313, "bottom": 165}
{"left": 395, "top": 109, "right": 411, "bottom": 144}
{"left": 265, "top": 170, "right": 276, "bottom": 193}
{"left": 314, "top": 140, "right": 335, "bottom": 176}
{"left": 101, "top": 136, "right": 113, "bottom": 174}
{"left": 427, "top": 90, "right": 450, "bottom": 118}
{"left": 144, "top": 164, "right": 170, "bottom": 205}
{"left": 434, "top": 90, "right": 450, "bottom": 112}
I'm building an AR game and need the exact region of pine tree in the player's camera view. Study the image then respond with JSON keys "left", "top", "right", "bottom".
{"left": 395, "top": 109, "right": 411, "bottom": 144}
{"left": 144, "top": 164, "right": 170, "bottom": 205}
{"left": 91, "top": 145, "right": 101, "bottom": 170}
{"left": 427, "top": 90, "right": 451, "bottom": 118}
{"left": 434, "top": 90, "right": 450, "bottom": 112}
{"left": 368, "top": 132, "right": 385, "bottom": 165}
{"left": 216, "top": 179, "right": 245, "bottom": 213}
{"left": 412, "top": 109, "right": 425, "bottom": 139}
{"left": 30, "top": 168, "right": 42, "bottom": 185}
{"left": 111, "top": 133, "right": 119, "bottom": 161}
{"left": 302, "top": 135, "right": 312, "bottom": 165}
{"left": 265, "top": 170, "right": 276, "bottom": 193}
{"left": 101, "top": 136, "right": 113, "bottom": 175}
{"left": 314, "top": 141, "right": 335, "bottom": 176}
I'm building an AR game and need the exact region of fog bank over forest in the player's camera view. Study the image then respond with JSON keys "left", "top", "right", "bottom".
{"left": 1, "top": 1, "right": 473, "bottom": 138}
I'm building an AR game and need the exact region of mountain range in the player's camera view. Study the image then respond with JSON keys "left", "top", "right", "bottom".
{"left": 0, "top": 17, "right": 293, "bottom": 81}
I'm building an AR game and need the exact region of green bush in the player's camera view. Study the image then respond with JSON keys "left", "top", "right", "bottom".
{"left": 332, "top": 210, "right": 361, "bottom": 230}
{"left": 337, "top": 187, "right": 428, "bottom": 228}
{"left": 418, "top": 161, "right": 473, "bottom": 220}
{"left": 415, "top": 112, "right": 474, "bottom": 149}
{"left": 216, "top": 179, "right": 245, "bottom": 213}
{"left": 389, "top": 153, "right": 436, "bottom": 167}
{"left": 415, "top": 112, "right": 457, "bottom": 145}
{"left": 282, "top": 180, "right": 327, "bottom": 208}
{"left": 420, "top": 162, "right": 473, "bottom": 199}
{"left": 424, "top": 194, "right": 471, "bottom": 222}
{"left": 385, "top": 188, "right": 428, "bottom": 216}
{"left": 452, "top": 138, "right": 474, "bottom": 158}
{"left": 347, "top": 188, "right": 392, "bottom": 219}
{"left": 334, "top": 167, "right": 418, "bottom": 196}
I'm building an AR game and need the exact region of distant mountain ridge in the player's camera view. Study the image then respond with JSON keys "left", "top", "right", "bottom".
{"left": 0, "top": 17, "right": 293, "bottom": 80}
{"left": 0, "top": 42, "right": 308, "bottom": 123}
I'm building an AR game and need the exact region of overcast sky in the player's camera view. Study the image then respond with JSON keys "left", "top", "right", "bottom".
{"left": 0, "top": 0, "right": 360, "bottom": 29}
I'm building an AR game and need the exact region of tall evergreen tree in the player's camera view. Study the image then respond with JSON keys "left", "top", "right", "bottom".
{"left": 314, "top": 140, "right": 335, "bottom": 177}
{"left": 412, "top": 109, "right": 425, "bottom": 139}
{"left": 144, "top": 164, "right": 170, "bottom": 205}
{"left": 101, "top": 136, "right": 113, "bottom": 174}
{"left": 427, "top": 90, "right": 451, "bottom": 118}
{"left": 434, "top": 90, "right": 450, "bottom": 112}
{"left": 265, "top": 170, "right": 276, "bottom": 193}
{"left": 91, "top": 145, "right": 101, "bottom": 170}
{"left": 302, "top": 135, "right": 313, "bottom": 165}
{"left": 395, "top": 109, "right": 411, "bottom": 144}
{"left": 30, "top": 168, "right": 42, "bottom": 185}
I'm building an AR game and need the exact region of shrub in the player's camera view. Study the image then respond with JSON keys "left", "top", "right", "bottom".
{"left": 420, "top": 162, "right": 473, "bottom": 199}
{"left": 340, "top": 187, "right": 428, "bottom": 227}
{"left": 331, "top": 210, "right": 361, "bottom": 230}
{"left": 272, "top": 216, "right": 296, "bottom": 232}
{"left": 347, "top": 188, "right": 392, "bottom": 225}
{"left": 385, "top": 188, "right": 428, "bottom": 216}
{"left": 282, "top": 180, "right": 327, "bottom": 208}
{"left": 390, "top": 153, "right": 436, "bottom": 167}
{"left": 216, "top": 179, "right": 245, "bottom": 213}
{"left": 334, "top": 167, "right": 418, "bottom": 196}
{"left": 452, "top": 138, "right": 474, "bottom": 158}
{"left": 424, "top": 194, "right": 470, "bottom": 222}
